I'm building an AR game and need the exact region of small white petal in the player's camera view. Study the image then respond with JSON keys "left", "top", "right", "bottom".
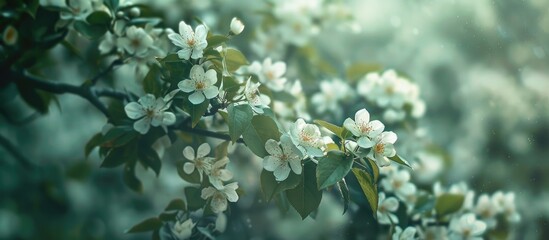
{"left": 178, "top": 80, "right": 196, "bottom": 92}
{"left": 197, "top": 143, "right": 211, "bottom": 158}
{"left": 273, "top": 164, "right": 291, "bottom": 181}
{"left": 203, "top": 86, "right": 219, "bottom": 99}
{"left": 188, "top": 91, "right": 206, "bottom": 104}
{"left": 263, "top": 156, "right": 282, "bottom": 172}
{"left": 133, "top": 117, "right": 151, "bottom": 134}
{"left": 183, "top": 146, "right": 195, "bottom": 160}
{"left": 124, "top": 102, "right": 145, "bottom": 119}
{"left": 265, "top": 139, "right": 283, "bottom": 157}
{"left": 183, "top": 162, "right": 195, "bottom": 174}
{"left": 357, "top": 136, "right": 375, "bottom": 148}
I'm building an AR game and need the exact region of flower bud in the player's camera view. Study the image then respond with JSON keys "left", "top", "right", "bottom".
{"left": 230, "top": 17, "right": 244, "bottom": 35}
{"left": 129, "top": 7, "right": 140, "bottom": 17}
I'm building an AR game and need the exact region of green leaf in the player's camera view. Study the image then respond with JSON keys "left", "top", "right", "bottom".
{"left": 314, "top": 120, "right": 344, "bottom": 137}
{"left": 227, "top": 103, "right": 253, "bottom": 142}
{"left": 182, "top": 99, "right": 209, "bottom": 127}
{"left": 260, "top": 170, "right": 301, "bottom": 202}
{"left": 435, "top": 193, "right": 465, "bottom": 216}
{"left": 124, "top": 161, "right": 142, "bottom": 192}
{"left": 139, "top": 147, "right": 161, "bottom": 176}
{"left": 86, "top": 11, "right": 112, "bottom": 26}
{"left": 104, "top": 0, "right": 119, "bottom": 10}
{"left": 242, "top": 115, "right": 281, "bottom": 157}
{"left": 164, "top": 198, "right": 187, "bottom": 211}
{"left": 215, "top": 141, "right": 230, "bottom": 160}
{"left": 85, "top": 133, "right": 103, "bottom": 157}
{"left": 316, "top": 150, "right": 353, "bottom": 190}
{"left": 224, "top": 48, "right": 248, "bottom": 72}
{"left": 185, "top": 187, "right": 206, "bottom": 211}
{"left": 389, "top": 154, "right": 412, "bottom": 169}
{"left": 364, "top": 158, "right": 380, "bottom": 183}
{"left": 351, "top": 168, "right": 378, "bottom": 217}
{"left": 286, "top": 162, "right": 323, "bottom": 219}
{"left": 16, "top": 82, "right": 51, "bottom": 113}
{"left": 98, "top": 125, "right": 135, "bottom": 146}
{"left": 126, "top": 217, "right": 162, "bottom": 233}
{"left": 101, "top": 148, "right": 127, "bottom": 168}
{"left": 337, "top": 179, "right": 350, "bottom": 214}
{"left": 206, "top": 34, "right": 229, "bottom": 48}
{"left": 143, "top": 64, "right": 162, "bottom": 97}
{"left": 73, "top": 20, "right": 107, "bottom": 39}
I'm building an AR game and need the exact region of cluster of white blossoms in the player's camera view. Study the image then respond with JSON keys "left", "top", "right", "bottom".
{"left": 124, "top": 93, "right": 176, "bottom": 134}
{"left": 374, "top": 163, "right": 521, "bottom": 240}
{"left": 310, "top": 79, "right": 353, "bottom": 115}
{"left": 182, "top": 143, "right": 239, "bottom": 214}
{"left": 357, "top": 70, "right": 426, "bottom": 123}
{"left": 243, "top": 78, "right": 271, "bottom": 113}
{"left": 40, "top": 0, "right": 94, "bottom": 20}
{"left": 344, "top": 108, "right": 398, "bottom": 167}
{"left": 247, "top": 58, "right": 287, "bottom": 92}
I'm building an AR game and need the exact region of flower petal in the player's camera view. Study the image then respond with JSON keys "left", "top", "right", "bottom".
{"left": 367, "top": 120, "right": 384, "bottom": 138}
{"left": 357, "top": 136, "right": 375, "bottom": 148}
{"left": 195, "top": 25, "right": 208, "bottom": 42}
{"left": 273, "top": 163, "right": 291, "bottom": 181}
{"left": 133, "top": 117, "right": 151, "bottom": 134}
{"left": 204, "top": 69, "right": 217, "bottom": 85}
{"left": 201, "top": 186, "right": 216, "bottom": 199}
{"left": 265, "top": 139, "right": 283, "bottom": 157}
{"left": 197, "top": 143, "right": 211, "bottom": 158}
{"left": 355, "top": 108, "right": 370, "bottom": 126}
{"left": 289, "top": 158, "right": 302, "bottom": 174}
{"left": 203, "top": 86, "right": 219, "bottom": 99}
{"left": 183, "top": 146, "right": 195, "bottom": 160}
{"left": 343, "top": 118, "right": 360, "bottom": 136}
{"left": 177, "top": 48, "right": 192, "bottom": 60}
{"left": 124, "top": 102, "right": 145, "bottom": 119}
{"left": 183, "top": 162, "right": 195, "bottom": 174}
{"left": 178, "top": 79, "right": 195, "bottom": 92}
{"left": 188, "top": 91, "right": 205, "bottom": 104}
{"left": 263, "top": 156, "right": 281, "bottom": 172}
{"left": 162, "top": 112, "right": 176, "bottom": 126}
{"left": 168, "top": 32, "right": 186, "bottom": 48}
{"left": 138, "top": 94, "right": 156, "bottom": 108}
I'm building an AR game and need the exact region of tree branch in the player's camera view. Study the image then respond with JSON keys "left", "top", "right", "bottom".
{"left": 21, "top": 72, "right": 128, "bottom": 117}
{"left": 90, "top": 58, "right": 123, "bottom": 85}
{"left": 177, "top": 125, "right": 245, "bottom": 144}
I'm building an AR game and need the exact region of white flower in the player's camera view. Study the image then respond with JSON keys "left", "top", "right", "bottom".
{"left": 343, "top": 108, "right": 385, "bottom": 148}
{"left": 381, "top": 170, "right": 417, "bottom": 203}
{"left": 183, "top": 143, "right": 214, "bottom": 181}
{"left": 492, "top": 192, "right": 520, "bottom": 223}
{"left": 474, "top": 194, "right": 498, "bottom": 228}
{"left": 201, "top": 182, "right": 239, "bottom": 214}
{"left": 244, "top": 78, "right": 270, "bottom": 113}
{"left": 449, "top": 213, "right": 486, "bottom": 240}
{"left": 367, "top": 131, "right": 397, "bottom": 167}
{"left": 311, "top": 79, "right": 352, "bottom": 114}
{"left": 208, "top": 158, "right": 233, "bottom": 190}
{"left": 117, "top": 26, "right": 154, "bottom": 56}
{"left": 377, "top": 192, "right": 399, "bottom": 225}
{"left": 392, "top": 226, "right": 417, "bottom": 240}
{"left": 124, "top": 94, "right": 176, "bottom": 134}
{"left": 250, "top": 29, "right": 285, "bottom": 60}
{"left": 248, "top": 58, "right": 287, "bottom": 91}
{"left": 289, "top": 119, "right": 325, "bottom": 157}
{"left": 230, "top": 17, "right": 245, "bottom": 35}
{"left": 263, "top": 135, "right": 303, "bottom": 181}
{"left": 60, "top": 0, "right": 92, "bottom": 20}
{"left": 172, "top": 219, "right": 195, "bottom": 240}
{"left": 168, "top": 21, "right": 208, "bottom": 60}
{"left": 178, "top": 65, "right": 219, "bottom": 104}
{"left": 2, "top": 25, "right": 18, "bottom": 46}
{"left": 276, "top": 15, "right": 316, "bottom": 46}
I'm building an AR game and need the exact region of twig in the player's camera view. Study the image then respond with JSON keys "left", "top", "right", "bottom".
{"left": 90, "top": 59, "right": 123, "bottom": 85}
{"left": 177, "top": 124, "right": 245, "bottom": 144}
{"left": 21, "top": 72, "right": 128, "bottom": 117}
{"left": 0, "top": 134, "right": 34, "bottom": 168}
